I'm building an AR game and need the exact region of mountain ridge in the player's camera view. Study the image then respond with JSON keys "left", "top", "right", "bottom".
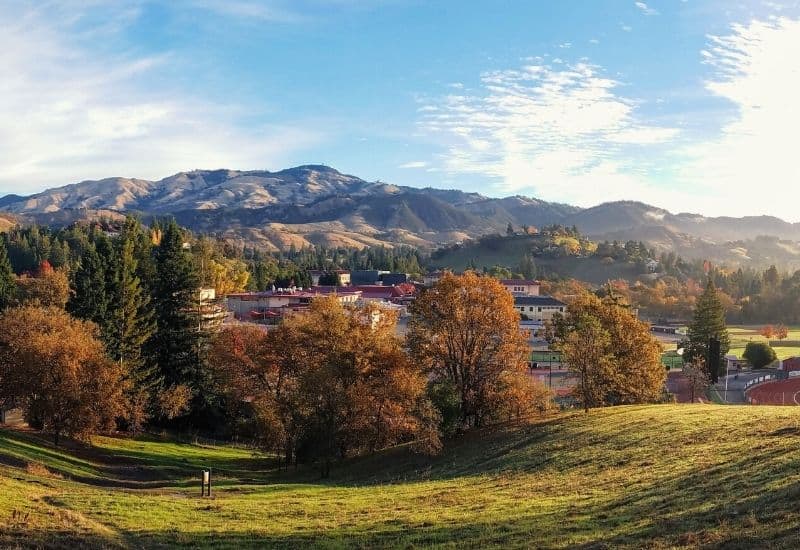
{"left": 3, "top": 166, "right": 800, "bottom": 259}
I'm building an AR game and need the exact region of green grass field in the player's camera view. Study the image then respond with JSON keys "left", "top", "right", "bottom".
{"left": 728, "top": 326, "right": 800, "bottom": 360}
{"left": 5, "top": 405, "right": 800, "bottom": 548}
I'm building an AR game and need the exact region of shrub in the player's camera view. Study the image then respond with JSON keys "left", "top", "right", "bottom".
{"left": 743, "top": 342, "right": 777, "bottom": 369}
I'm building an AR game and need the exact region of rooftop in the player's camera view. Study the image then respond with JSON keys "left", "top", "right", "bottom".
{"left": 514, "top": 295, "right": 565, "bottom": 306}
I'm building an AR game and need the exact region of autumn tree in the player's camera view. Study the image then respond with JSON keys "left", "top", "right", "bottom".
{"left": 760, "top": 325, "right": 775, "bottom": 339}
{"left": 550, "top": 291, "right": 665, "bottom": 409}
{"left": 559, "top": 314, "right": 613, "bottom": 412}
{"left": 0, "top": 307, "right": 125, "bottom": 445}
{"left": 776, "top": 324, "right": 789, "bottom": 341}
{"left": 408, "top": 272, "right": 551, "bottom": 429}
{"left": 210, "top": 298, "right": 438, "bottom": 476}
{"left": 14, "top": 263, "right": 70, "bottom": 309}
{"left": 682, "top": 357, "right": 710, "bottom": 403}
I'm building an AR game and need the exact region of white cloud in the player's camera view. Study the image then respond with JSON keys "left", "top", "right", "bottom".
{"left": 398, "top": 161, "right": 429, "bottom": 169}
{"left": 635, "top": 2, "right": 659, "bottom": 16}
{"left": 418, "top": 61, "right": 679, "bottom": 206}
{"left": 679, "top": 17, "right": 800, "bottom": 219}
{"left": 0, "top": 3, "right": 322, "bottom": 194}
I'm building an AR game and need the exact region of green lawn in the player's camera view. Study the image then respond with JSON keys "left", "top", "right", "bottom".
{"left": 5, "top": 405, "right": 800, "bottom": 548}
{"left": 728, "top": 325, "right": 800, "bottom": 360}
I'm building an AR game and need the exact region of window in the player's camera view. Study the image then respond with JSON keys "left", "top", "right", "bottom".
{"left": 538, "top": 307, "right": 542, "bottom": 312}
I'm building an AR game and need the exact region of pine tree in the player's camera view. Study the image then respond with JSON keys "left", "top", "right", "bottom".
{"left": 149, "top": 220, "right": 202, "bottom": 395}
{"left": 0, "top": 238, "right": 16, "bottom": 310}
{"left": 685, "top": 279, "right": 730, "bottom": 380}
{"left": 106, "top": 219, "right": 159, "bottom": 431}
{"left": 68, "top": 243, "right": 109, "bottom": 329}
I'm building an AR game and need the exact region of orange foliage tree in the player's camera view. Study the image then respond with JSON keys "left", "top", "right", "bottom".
{"left": 0, "top": 307, "right": 125, "bottom": 444}
{"left": 408, "top": 272, "right": 552, "bottom": 430}
{"left": 550, "top": 292, "right": 665, "bottom": 410}
{"left": 760, "top": 325, "right": 775, "bottom": 339}
{"left": 210, "top": 298, "right": 439, "bottom": 476}
{"left": 775, "top": 324, "right": 789, "bottom": 341}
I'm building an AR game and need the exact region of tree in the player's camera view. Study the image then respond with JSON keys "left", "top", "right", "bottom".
{"left": 68, "top": 243, "right": 110, "bottom": 330}
{"left": 776, "top": 324, "right": 789, "bottom": 341}
{"left": 0, "top": 307, "right": 125, "bottom": 445}
{"left": 682, "top": 357, "right": 710, "bottom": 403}
{"left": 506, "top": 223, "right": 515, "bottom": 236}
{"left": 210, "top": 298, "right": 439, "bottom": 475}
{"left": 408, "top": 272, "right": 551, "bottom": 429}
{"left": 743, "top": 342, "right": 777, "bottom": 369}
{"left": 685, "top": 279, "right": 730, "bottom": 381}
{"left": 108, "top": 218, "right": 158, "bottom": 431}
{"left": 0, "top": 238, "right": 15, "bottom": 311}
{"left": 149, "top": 220, "right": 204, "bottom": 413}
{"left": 760, "top": 325, "right": 775, "bottom": 339}
{"left": 549, "top": 292, "right": 665, "bottom": 409}
{"left": 560, "top": 314, "right": 613, "bottom": 412}
{"left": 14, "top": 265, "right": 70, "bottom": 309}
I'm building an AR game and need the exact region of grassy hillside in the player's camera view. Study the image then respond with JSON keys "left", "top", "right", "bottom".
{"left": 429, "top": 234, "right": 641, "bottom": 283}
{"left": 4, "top": 405, "right": 800, "bottom": 548}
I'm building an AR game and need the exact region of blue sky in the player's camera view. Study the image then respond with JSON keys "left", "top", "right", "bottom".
{"left": 2, "top": 1, "right": 800, "bottom": 219}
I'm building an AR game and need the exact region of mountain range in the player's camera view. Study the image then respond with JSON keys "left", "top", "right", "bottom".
{"left": 3, "top": 165, "right": 800, "bottom": 266}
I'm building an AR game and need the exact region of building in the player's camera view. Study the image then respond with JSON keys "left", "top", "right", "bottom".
{"left": 196, "top": 288, "right": 228, "bottom": 332}
{"left": 308, "top": 270, "right": 351, "bottom": 286}
{"left": 423, "top": 271, "right": 446, "bottom": 286}
{"left": 226, "top": 288, "right": 361, "bottom": 324}
{"left": 380, "top": 272, "right": 408, "bottom": 286}
{"left": 355, "top": 283, "right": 416, "bottom": 305}
{"left": 350, "top": 270, "right": 389, "bottom": 285}
{"left": 501, "top": 279, "right": 540, "bottom": 296}
{"left": 514, "top": 295, "right": 566, "bottom": 322}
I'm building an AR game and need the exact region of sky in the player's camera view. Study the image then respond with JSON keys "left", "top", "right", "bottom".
{"left": 2, "top": 0, "right": 800, "bottom": 220}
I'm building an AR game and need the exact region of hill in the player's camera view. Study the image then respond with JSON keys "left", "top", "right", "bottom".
{"left": 3, "top": 405, "right": 800, "bottom": 548}
{"left": 5, "top": 167, "right": 800, "bottom": 264}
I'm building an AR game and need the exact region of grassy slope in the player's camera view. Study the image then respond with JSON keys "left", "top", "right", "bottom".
{"left": 729, "top": 326, "right": 800, "bottom": 360}
{"left": 4, "top": 406, "right": 800, "bottom": 548}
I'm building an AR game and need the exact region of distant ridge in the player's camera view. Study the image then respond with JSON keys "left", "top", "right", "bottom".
{"left": 3, "top": 166, "right": 800, "bottom": 258}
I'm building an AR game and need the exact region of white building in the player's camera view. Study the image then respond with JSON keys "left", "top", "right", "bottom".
{"left": 514, "top": 296, "right": 566, "bottom": 322}
{"left": 501, "top": 279, "right": 540, "bottom": 296}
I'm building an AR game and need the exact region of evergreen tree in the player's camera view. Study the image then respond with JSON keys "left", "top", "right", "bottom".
{"left": 108, "top": 219, "right": 159, "bottom": 431}
{"left": 0, "top": 238, "right": 16, "bottom": 310}
{"left": 685, "top": 279, "right": 730, "bottom": 380}
{"left": 149, "top": 220, "right": 204, "bottom": 407}
{"left": 68, "top": 243, "right": 110, "bottom": 329}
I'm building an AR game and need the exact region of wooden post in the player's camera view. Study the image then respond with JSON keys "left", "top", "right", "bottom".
{"left": 201, "top": 470, "right": 210, "bottom": 497}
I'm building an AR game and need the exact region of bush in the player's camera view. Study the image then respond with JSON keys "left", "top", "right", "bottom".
{"left": 743, "top": 342, "right": 777, "bottom": 369}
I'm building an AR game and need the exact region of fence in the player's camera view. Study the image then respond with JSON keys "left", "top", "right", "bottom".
{"left": 743, "top": 371, "right": 787, "bottom": 391}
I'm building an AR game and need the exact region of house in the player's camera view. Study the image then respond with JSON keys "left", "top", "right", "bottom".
{"left": 226, "top": 288, "right": 362, "bottom": 324}
{"left": 645, "top": 259, "right": 659, "bottom": 273}
{"left": 501, "top": 279, "right": 540, "bottom": 297}
{"left": 514, "top": 295, "right": 566, "bottom": 322}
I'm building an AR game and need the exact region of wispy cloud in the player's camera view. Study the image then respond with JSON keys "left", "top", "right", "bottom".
{"left": 0, "top": 3, "right": 322, "bottom": 193}
{"left": 635, "top": 2, "right": 659, "bottom": 16}
{"left": 398, "top": 161, "right": 429, "bottom": 169}
{"left": 679, "top": 16, "right": 800, "bottom": 218}
{"left": 185, "top": 0, "right": 305, "bottom": 23}
{"left": 418, "top": 61, "right": 679, "bottom": 205}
